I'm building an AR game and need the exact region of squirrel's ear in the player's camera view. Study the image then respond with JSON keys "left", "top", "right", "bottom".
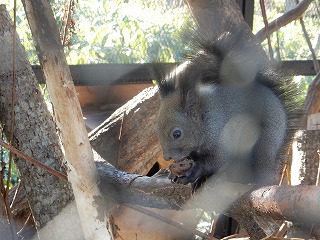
{"left": 185, "top": 89, "right": 200, "bottom": 122}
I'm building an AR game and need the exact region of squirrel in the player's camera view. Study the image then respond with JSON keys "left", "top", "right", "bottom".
{"left": 152, "top": 27, "right": 302, "bottom": 186}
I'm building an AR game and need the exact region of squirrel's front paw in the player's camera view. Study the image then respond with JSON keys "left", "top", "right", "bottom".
{"left": 168, "top": 157, "right": 193, "bottom": 182}
{"left": 168, "top": 157, "right": 204, "bottom": 186}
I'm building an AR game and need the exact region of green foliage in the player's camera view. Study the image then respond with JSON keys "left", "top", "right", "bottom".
{"left": 63, "top": 0, "right": 191, "bottom": 64}
{"left": 0, "top": 137, "right": 19, "bottom": 190}
{"left": 4, "top": 0, "right": 319, "bottom": 65}
{"left": 3, "top": 0, "right": 191, "bottom": 64}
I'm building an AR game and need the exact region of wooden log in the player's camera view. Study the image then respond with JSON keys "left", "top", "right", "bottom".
{"left": 21, "top": 0, "right": 112, "bottom": 238}
{"left": 89, "top": 86, "right": 165, "bottom": 174}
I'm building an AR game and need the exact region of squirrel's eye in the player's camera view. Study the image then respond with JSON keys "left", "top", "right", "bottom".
{"left": 172, "top": 129, "right": 182, "bottom": 139}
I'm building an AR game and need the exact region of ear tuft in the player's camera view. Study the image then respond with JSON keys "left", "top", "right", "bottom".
{"left": 150, "top": 63, "right": 176, "bottom": 98}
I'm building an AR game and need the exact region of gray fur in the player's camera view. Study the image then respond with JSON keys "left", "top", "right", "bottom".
{"left": 154, "top": 31, "right": 302, "bottom": 186}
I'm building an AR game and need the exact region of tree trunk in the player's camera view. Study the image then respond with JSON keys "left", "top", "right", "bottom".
{"left": 185, "top": 0, "right": 247, "bottom": 39}
{"left": 0, "top": 5, "right": 79, "bottom": 239}
{"left": 21, "top": 0, "right": 113, "bottom": 239}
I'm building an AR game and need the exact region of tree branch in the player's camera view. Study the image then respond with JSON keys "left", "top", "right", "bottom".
{"left": 255, "top": 0, "right": 314, "bottom": 42}
{"left": 97, "top": 161, "right": 320, "bottom": 224}
{"left": 0, "top": 139, "right": 68, "bottom": 182}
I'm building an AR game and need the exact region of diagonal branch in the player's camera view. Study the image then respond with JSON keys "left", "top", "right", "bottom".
{"left": 255, "top": 0, "right": 314, "bottom": 42}
{"left": 0, "top": 139, "right": 68, "bottom": 182}
{"left": 295, "top": 0, "right": 320, "bottom": 73}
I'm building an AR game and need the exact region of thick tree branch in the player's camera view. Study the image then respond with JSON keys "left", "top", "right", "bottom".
{"left": 97, "top": 161, "right": 320, "bottom": 225}
{"left": 255, "top": 0, "right": 314, "bottom": 42}
{"left": 96, "top": 161, "right": 192, "bottom": 210}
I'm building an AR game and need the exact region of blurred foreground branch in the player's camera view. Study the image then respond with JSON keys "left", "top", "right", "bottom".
{"left": 97, "top": 160, "right": 320, "bottom": 225}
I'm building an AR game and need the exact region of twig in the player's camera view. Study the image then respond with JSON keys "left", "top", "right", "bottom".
{"left": 62, "top": 0, "right": 74, "bottom": 46}
{"left": 279, "top": 163, "right": 287, "bottom": 186}
{"left": 115, "top": 113, "right": 125, "bottom": 168}
{"left": 10, "top": 181, "right": 21, "bottom": 209}
{"left": 259, "top": 0, "right": 274, "bottom": 60}
{"left": 273, "top": 221, "right": 288, "bottom": 238}
{"left": 6, "top": 0, "right": 18, "bottom": 201}
{"left": 0, "top": 139, "right": 68, "bottom": 182}
{"left": 256, "top": 0, "right": 314, "bottom": 42}
{"left": 295, "top": 0, "right": 320, "bottom": 73}
{"left": 16, "top": 213, "right": 32, "bottom": 235}
{"left": 221, "top": 233, "right": 248, "bottom": 240}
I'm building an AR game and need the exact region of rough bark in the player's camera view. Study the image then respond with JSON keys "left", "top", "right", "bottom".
{"left": 89, "top": 86, "right": 162, "bottom": 174}
{"left": 296, "top": 130, "right": 320, "bottom": 185}
{"left": 21, "top": 0, "right": 113, "bottom": 239}
{"left": 0, "top": 4, "right": 74, "bottom": 233}
{"left": 96, "top": 161, "right": 191, "bottom": 210}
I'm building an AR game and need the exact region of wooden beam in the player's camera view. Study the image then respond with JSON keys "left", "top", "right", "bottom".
{"left": 32, "top": 61, "right": 320, "bottom": 86}
{"left": 32, "top": 63, "right": 175, "bottom": 86}
{"left": 281, "top": 60, "right": 320, "bottom": 76}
